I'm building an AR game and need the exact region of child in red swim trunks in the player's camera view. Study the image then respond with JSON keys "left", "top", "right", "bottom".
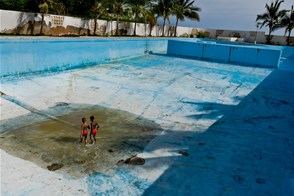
{"left": 90, "top": 115, "right": 99, "bottom": 144}
{"left": 80, "top": 117, "right": 90, "bottom": 144}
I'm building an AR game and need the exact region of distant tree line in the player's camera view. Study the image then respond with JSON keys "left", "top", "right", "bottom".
{"left": 0, "top": 0, "right": 96, "bottom": 17}
{"left": 256, "top": 0, "right": 294, "bottom": 45}
{"left": 0, "top": 0, "right": 201, "bottom": 37}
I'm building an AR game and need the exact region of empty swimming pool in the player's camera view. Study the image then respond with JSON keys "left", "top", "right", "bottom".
{"left": 1, "top": 38, "right": 294, "bottom": 195}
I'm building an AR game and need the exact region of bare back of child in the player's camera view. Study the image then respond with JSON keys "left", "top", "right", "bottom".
{"left": 80, "top": 117, "right": 90, "bottom": 144}
{"left": 90, "top": 116, "right": 99, "bottom": 144}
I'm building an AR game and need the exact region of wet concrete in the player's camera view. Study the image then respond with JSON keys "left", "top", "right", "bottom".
{"left": 0, "top": 104, "right": 162, "bottom": 178}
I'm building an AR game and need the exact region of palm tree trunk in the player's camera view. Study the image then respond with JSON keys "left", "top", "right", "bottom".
{"left": 149, "top": 24, "right": 153, "bottom": 36}
{"left": 106, "top": 19, "right": 109, "bottom": 35}
{"left": 287, "top": 30, "right": 291, "bottom": 46}
{"left": 93, "top": 19, "right": 97, "bottom": 36}
{"left": 149, "top": 25, "right": 152, "bottom": 36}
{"left": 267, "top": 28, "right": 272, "bottom": 44}
{"left": 111, "top": 20, "right": 113, "bottom": 36}
{"left": 162, "top": 18, "right": 166, "bottom": 37}
{"left": 30, "top": 17, "right": 35, "bottom": 35}
{"left": 116, "top": 15, "right": 119, "bottom": 36}
{"left": 174, "top": 17, "right": 179, "bottom": 37}
{"left": 40, "top": 13, "right": 44, "bottom": 35}
{"left": 144, "top": 22, "right": 147, "bottom": 37}
{"left": 133, "top": 22, "right": 137, "bottom": 36}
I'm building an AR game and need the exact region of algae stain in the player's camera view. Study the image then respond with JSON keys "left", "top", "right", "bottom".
{"left": 0, "top": 104, "right": 162, "bottom": 178}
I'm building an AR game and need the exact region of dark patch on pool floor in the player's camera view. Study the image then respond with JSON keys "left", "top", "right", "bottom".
{"left": 232, "top": 175, "right": 244, "bottom": 183}
{"left": 0, "top": 104, "right": 162, "bottom": 178}
{"left": 47, "top": 163, "right": 64, "bottom": 171}
{"left": 55, "top": 102, "right": 69, "bottom": 107}
{"left": 178, "top": 151, "right": 189, "bottom": 157}
{"left": 255, "top": 178, "right": 266, "bottom": 184}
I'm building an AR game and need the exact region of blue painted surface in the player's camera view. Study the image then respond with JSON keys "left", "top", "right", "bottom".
{"left": 1, "top": 43, "right": 294, "bottom": 195}
{"left": 229, "top": 46, "right": 281, "bottom": 67}
{"left": 203, "top": 44, "right": 231, "bottom": 62}
{"left": 0, "top": 38, "right": 168, "bottom": 77}
{"left": 167, "top": 40, "right": 282, "bottom": 68}
{"left": 1, "top": 38, "right": 293, "bottom": 78}
{"left": 166, "top": 41, "right": 203, "bottom": 58}
{"left": 87, "top": 170, "right": 150, "bottom": 195}
{"left": 194, "top": 38, "right": 294, "bottom": 70}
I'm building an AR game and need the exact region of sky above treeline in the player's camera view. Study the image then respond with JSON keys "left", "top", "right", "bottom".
{"left": 164, "top": 0, "right": 293, "bottom": 36}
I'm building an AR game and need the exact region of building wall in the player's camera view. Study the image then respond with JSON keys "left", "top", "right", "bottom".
{"left": 0, "top": 9, "right": 293, "bottom": 46}
{"left": 270, "top": 35, "right": 294, "bottom": 46}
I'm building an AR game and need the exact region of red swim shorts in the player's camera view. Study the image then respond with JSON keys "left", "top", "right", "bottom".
{"left": 82, "top": 131, "right": 88, "bottom": 136}
{"left": 92, "top": 129, "right": 97, "bottom": 134}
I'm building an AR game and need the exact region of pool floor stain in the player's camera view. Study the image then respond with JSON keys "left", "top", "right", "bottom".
{"left": 0, "top": 104, "right": 162, "bottom": 178}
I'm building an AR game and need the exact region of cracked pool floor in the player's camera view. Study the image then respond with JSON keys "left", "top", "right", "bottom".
{"left": 1, "top": 54, "right": 294, "bottom": 195}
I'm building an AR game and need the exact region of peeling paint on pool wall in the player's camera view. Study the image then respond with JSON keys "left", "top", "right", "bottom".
{"left": 167, "top": 40, "right": 282, "bottom": 68}
{"left": 1, "top": 37, "right": 294, "bottom": 195}
{"left": 2, "top": 38, "right": 294, "bottom": 78}
{"left": 0, "top": 38, "right": 168, "bottom": 77}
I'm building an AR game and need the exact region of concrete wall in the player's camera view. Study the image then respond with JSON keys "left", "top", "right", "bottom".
{"left": 1, "top": 9, "right": 293, "bottom": 45}
{"left": 2, "top": 9, "right": 293, "bottom": 45}
{"left": 167, "top": 40, "right": 282, "bottom": 68}
{"left": 0, "top": 9, "right": 159, "bottom": 37}
{"left": 229, "top": 46, "right": 281, "bottom": 67}
{"left": 175, "top": 26, "right": 266, "bottom": 43}
{"left": 166, "top": 41, "right": 203, "bottom": 58}
{"left": 270, "top": 35, "right": 294, "bottom": 46}
{"left": 0, "top": 38, "right": 168, "bottom": 77}
{"left": 277, "top": 46, "right": 294, "bottom": 71}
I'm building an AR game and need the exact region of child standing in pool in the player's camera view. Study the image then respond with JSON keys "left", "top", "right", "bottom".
{"left": 90, "top": 116, "right": 99, "bottom": 144}
{"left": 80, "top": 117, "right": 90, "bottom": 144}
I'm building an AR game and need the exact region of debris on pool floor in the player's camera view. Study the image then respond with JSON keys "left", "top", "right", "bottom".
{"left": 0, "top": 104, "right": 161, "bottom": 178}
{"left": 1, "top": 55, "right": 294, "bottom": 195}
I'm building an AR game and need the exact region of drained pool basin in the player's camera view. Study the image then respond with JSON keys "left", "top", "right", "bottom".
{"left": 1, "top": 37, "right": 294, "bottom": 195}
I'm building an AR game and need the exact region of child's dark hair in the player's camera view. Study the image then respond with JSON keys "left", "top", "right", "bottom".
{"left": 82, "top": 117, "right": 86, "bottom": 122}
{"left": 90, "top": 116, "right": 94, "bottom": 121}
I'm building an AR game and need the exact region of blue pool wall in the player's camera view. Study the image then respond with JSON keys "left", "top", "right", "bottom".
{"left": 191, "top": 38, "right": 294, "bottom": 70}
{"left": 167, "top": 40, "right": 286, "bottom": 68}
{"left": 0, "top": 38, "right": 168, "bottom": 77}
{"left": 1, "top": 38, "right": 293, "bottom": 78}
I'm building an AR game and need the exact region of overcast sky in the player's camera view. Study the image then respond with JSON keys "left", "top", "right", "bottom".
{"left": 167, "top": 0, "right": 293, "bottom": 36}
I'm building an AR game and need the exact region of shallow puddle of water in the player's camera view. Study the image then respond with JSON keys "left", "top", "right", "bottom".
{"left": 0, "top": 104, "right": 162, "bottom": 178}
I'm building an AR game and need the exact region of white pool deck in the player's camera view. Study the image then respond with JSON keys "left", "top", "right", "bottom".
{"left": 1, "top": 54, "right": 294, "bottom": 195}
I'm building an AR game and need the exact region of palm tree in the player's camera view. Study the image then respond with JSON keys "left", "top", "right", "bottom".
{"left": 141, "top": 1, "right": 158, "bottom": 36}
{"left": 280, "top": 5, "right": 294, "bottom": 46}
{"left": 172, "top": 0, "right": 201, "bottom": 37}
{"left": 144, "top": 7, "right": 157, "bottom": 36}
{"left": 129, "top": 3, "right": 145, "bottom": 36}
{"left": 103, "top": 1, "right": 115, "bottom": 36}
{"left": 148, "top": 2, "right": 158, "bottom": 36}
{"left": 256, "top": 0, "right": 287, "bottom": 44}
{"left": 39, "top": 0, "right": 49, "bottom": 35}
{"left": 128, "top": 0, "right": 154, "bottom": 36}
{"left": 91, "top": 0, "right": 107, "bottom": 35}
{"left": 155, "top": 0, "right": 173, "bottom": 36}
{"left": 111, "top": 0, "right": 125, "bottom": 36}
{"left": 51, "top": 1, "right": 65, "bottom": 15}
